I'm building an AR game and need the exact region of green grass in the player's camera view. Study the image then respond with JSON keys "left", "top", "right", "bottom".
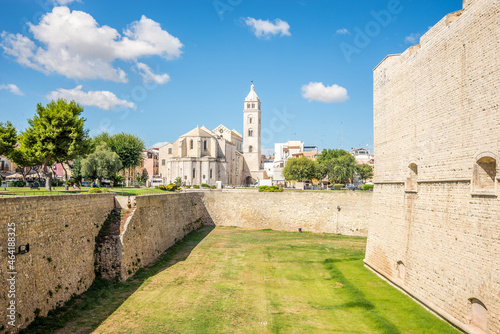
{"left": 22, "top": 227, "right": 459, "bottom": 334}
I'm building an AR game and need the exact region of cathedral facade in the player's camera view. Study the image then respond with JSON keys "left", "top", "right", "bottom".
{"left": 158, "top": 84, "right": 263, "bottom": 186}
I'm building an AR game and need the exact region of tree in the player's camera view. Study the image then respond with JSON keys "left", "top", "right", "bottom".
{"left": 0, "top": 121, "right": 17, "bottom": 156}
{"left": 356, "top": 164, "right": 374, "bottom": 183}
{"left": 19, "top": 100, "right": 91, "bottom": 191}
{"left": 283, "top": 157, "right": 319, "bottom": 181}
{"left": 174, "top": 177, "right": 182, "bottom": 186}
{"left": 5, "top": 147, "right": 37, "bottom": 182}
{"left": 109, "top": 173, "right": 125, "bottom": 187}
{"left": 135, "top": 168, "right": 148, "bottom": 184}
{"left": 69, "top": 157, "right": 84, "bottom": 186}
{"left": 108, "top": 133, "right": 144, "bottom": 170}
{"left": 81, "top": 143, "right": 122, "bottom": 186}
{"left": 317, "top": 149, "right": 357, "bottom": 184}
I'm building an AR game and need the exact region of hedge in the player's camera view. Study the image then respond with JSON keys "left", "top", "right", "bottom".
{"left": 259, "top": 186, "right": 283, "bottom": 192}
{"left": 333, "top": 184, "right": 345, "bottom": 190}
{"left": 363, "top": 184, "right": 374, "bottom": 191}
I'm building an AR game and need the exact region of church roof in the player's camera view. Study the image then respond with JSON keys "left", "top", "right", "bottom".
{"left": 231, "top": 129, "right": 242, "bottom": 138}
{"left": 180, "top": 126, "right": 214, "bottom": 138}
{"left": 245, "top": 84, "right": 260, "bottom": 102}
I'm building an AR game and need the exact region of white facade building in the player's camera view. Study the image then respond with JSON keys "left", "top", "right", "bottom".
{"left": 158, "top": 84, "right": 265, "bottom": 186}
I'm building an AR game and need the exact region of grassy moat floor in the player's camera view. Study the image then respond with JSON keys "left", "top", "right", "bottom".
{"left": 22, "top": 226, "right": 459, "bottom": 334}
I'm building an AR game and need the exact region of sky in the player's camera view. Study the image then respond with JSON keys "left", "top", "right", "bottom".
{"left": 0, "top": 0, "right": 463, "bottom": 155}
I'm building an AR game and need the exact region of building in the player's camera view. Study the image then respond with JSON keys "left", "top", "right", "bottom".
{"left": 158, "top": 84, "right": 265, "bottom": 187}
{"left": 158, "top": 125, "right": 245, "bottom": 186}
{"left": 242, "top": 84, "right": 264, "bottom": 182}
{"left": 365, "top": 0, "right": 499, "bottom": 333}
{"left": 350, "top": 147, "right": 374, "bottom": 166}
{"left": 269, "top": 141, "right": 318, "bottom": 184}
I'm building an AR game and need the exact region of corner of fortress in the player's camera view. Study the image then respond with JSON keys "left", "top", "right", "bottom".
{"left": 374, "top": 0, "right": 490, "bottom": 73}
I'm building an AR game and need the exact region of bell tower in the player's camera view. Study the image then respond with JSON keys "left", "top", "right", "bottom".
{"left": 243, "top": 84, "right": 261, "bottom": 176}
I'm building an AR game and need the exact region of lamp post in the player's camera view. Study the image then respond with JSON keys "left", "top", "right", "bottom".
{"left": 336, "top": 206, "right": 341, "bottom": 234}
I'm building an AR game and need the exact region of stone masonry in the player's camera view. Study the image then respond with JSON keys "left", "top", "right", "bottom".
{"left": 365, "top": 0, "right": 499, "bottom": 333}
{"left": 1, "top": 191, "right": 372, "bottom": 331}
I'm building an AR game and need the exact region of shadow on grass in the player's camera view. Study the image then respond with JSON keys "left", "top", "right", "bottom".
{"left": 323, "top": 258, "right": 402, "bottom": 334}
{"left": 20, "top": 225, "right": 215, "bottom": 334}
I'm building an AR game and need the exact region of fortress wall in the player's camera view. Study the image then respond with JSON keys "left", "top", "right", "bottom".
{"left": 1, "top": 190, "right": 372, "bottom": 330}
{"left": 118, "top": 193, "right": 212, "bottom": 280}
{"left": 367, "top": 0, "right": 500, "bottom": 333}
{"left": 202, "top": 191, "right": 372, "bottom": 236}
{"left": 0, "top": 194, "right": 115, "bottom": 330}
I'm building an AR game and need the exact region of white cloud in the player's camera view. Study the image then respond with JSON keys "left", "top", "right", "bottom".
{"left": 405, "top": 33, "right": 421, "bottom": 44}
{"left": 46, "top": 85, "right": 136, "bottom": 110}
{"left": 0, "top": 6, "right": 183, "bottom": 82}
{"left": 135, "top": 62, "right": 170, "bottom": 85}
{"left": 301, "top": 82, "right": 349, "bottom": 103}
{"left": 336, "top": 28, "right": 350, "bottom": 35}
{"left": 0, "top": 83, "right": 24, "bottom": 95}
{"left": 244, "top": 17, "right": 291, "bottom": 39}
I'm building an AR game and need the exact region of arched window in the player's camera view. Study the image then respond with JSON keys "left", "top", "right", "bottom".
{"left": 470, "top": 298, "right": 488, "bottom": 332}
{"left": 397, "top": 261, "right": 405, "bottom": 280}
{"left": 248, "top": 116, "right": 253, "bottom": 124}
{"left": 204, "top": 140, "right": 207, "bottom": 150}
{"left": 248, "top": 129, "right": 253, "bottom": 137}
{"left": 406, "top": 163, "right": 418, "bottom": 192}
{"left": 190, "top": 140, "right": 193, "bottom": 150}
{"left": 249, "top": 146, "right": 253, "bottom": 153}
{"left": 473, "top": 154, "right": 496, "bottom": 193}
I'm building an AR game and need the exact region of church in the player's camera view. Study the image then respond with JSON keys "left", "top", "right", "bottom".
{"left": 158, "top": 84, "right": 264, "bottom": 186}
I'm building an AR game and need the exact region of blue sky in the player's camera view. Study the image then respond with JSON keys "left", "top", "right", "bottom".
{"left": 0, "top": 0, "right": 462, "bottom": 154}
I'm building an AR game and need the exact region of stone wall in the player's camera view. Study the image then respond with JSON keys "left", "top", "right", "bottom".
{"left": 367, "top": 0, "right": 500, "bottom": 333}
{"left": 116, "top": 193, "right": 212, "bottom": 280}
{"left": 1, "top": 190, "right": 372, "bottom": 330}
{"left": 0, "top": 194, "right": 115, "bottom": 330}
{"left": 203, "top": 191, "right": 372, "bottom": 236}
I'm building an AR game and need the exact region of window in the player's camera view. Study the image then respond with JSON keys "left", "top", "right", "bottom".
{"left": 248, "top": 116, "right": 253, "bottom": 124}
{"left": 473, "top": 155, "right": 496, "bottom": 193}
{"left": 397, "top": 261, "right": 405, "bottom": 280}
{"left": 168, "top": 148, "right": 172, "bottom": 154}
{"left": 204, "top": 140, "right": 207, "bottom": 150}
{"left": 247, "top": 103, "right": 250, "bottom": 108}
{"left": 470, "top": 298, "right": 488, "bottom": 332}
{"left": 148, "top": 153, "right": 152, "bottom": 158}
{"left": 203, "top": 174, "right": 206, "bottom": 179}
{"left": 252, "top": 103, "right": 255, "bottom": 108}
{"left": 162, "top": 159, "right": 165, "bottom": 166}
{"left": 192, "top": 168, "right": 196, "bottom": 178}
{"left": 248, "top": 129, "right": 253, "bottom": 137}
{"left": 406, "top": 163, "right": 418, "bottom": 192}
{"left": 190, "top": 140, "right": 194, "bottom": 150}
{"left": 210, "top": 168, "right": 213, "bottom": 179}
{"left": 249, "top": 146, "right": 253, "bottom": 153}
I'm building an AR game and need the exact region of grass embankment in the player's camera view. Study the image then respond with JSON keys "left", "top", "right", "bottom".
{"left": 22, "top": 227, "right": 459, "bottom": 334}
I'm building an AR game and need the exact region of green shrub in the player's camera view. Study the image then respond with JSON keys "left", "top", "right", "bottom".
{"left": 8, "top": 180, "right": 26, "bottom": 187}
{"left": 87, "top": 188, "right": 109, "bottom": 194}
{"left": 259, "top": 186, "right": 283, "bottom": 192}
{"left": 210, "top": 185, "right": 216, "bottom": 189}
{"left": 201, "top": 183, "right": 210, "bottom": 188}
{"left": 358, "top": 184, "right": 364, "bottom": 190}
{"left": 51, "top": 179, "right": 64, "bottom": 187}
{"left": 165, "top": 183, "right": 179, "bottom": 191}
{"left": 333, "top": 184, "right": 345, "bottom": 190}
{"left": 363, "top": 184, "right": 374, "bottom": 191}
{"left": 193, "top": 185, "right": 200, "bottom": 189}
{"left": 158, "top": 184, "right": 166, "bottom": 190}
{"left": 184, "top": 185, "right": 191, "bottom": 189}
